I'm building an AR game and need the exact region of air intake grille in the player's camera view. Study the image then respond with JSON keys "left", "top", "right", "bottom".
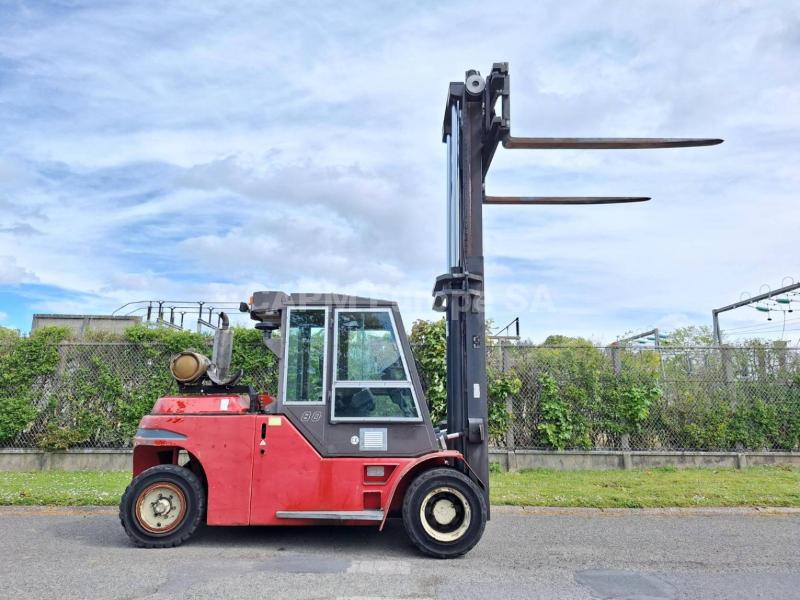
{"left": 359, "top": 428, "right": 387, "bottom": 451}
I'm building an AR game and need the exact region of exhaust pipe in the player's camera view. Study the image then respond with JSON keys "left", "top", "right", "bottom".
{"left": 208, "top": 312, "right": 239, "bottom": 385}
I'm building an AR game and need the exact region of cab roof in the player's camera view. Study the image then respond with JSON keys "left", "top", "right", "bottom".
{"left": 249, "top": 291, "right": 398, "bottom": 323}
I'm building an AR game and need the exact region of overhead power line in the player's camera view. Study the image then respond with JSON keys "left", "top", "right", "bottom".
{"left": 712, "top": 279, "right": 800, "bottom": 344}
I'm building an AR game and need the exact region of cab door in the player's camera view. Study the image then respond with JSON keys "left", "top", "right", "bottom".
{"left": 249, "top": 307, "right": 337, "bottom": 524}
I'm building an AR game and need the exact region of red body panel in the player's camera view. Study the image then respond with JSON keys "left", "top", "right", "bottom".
{"left": 249, "top": 414, "right": 416, "bottom": 525}
{"left": 134, "top": 410, "right": 461, "bottom": 527}
{"left": 136, "top": 413, "right": 256, "bottom": 524}
{"left": 152, "top": 394, "right": 250, "bottom": 415}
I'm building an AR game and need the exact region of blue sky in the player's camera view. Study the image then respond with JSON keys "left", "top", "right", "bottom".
{"left": 0, "top": 1, "right": 798, "bottom": 343}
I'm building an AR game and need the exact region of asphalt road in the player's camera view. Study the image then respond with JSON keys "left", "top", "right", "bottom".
{"left": 1, "top": 506, "right": 798, "bottom": 600}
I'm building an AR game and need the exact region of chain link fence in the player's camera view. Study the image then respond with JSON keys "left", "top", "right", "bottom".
{"left": 491, "top": 344, "right": 800, "bottom": 452}
{"left": 1, "top": 340, "right": 798, "bottom": 451}
{"left": 0, "top": 342, "right": 277, "bottom": 449}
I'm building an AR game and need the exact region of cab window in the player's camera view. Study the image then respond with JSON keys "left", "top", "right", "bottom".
{"left": 336, "top": 310, "right": 407, "bottom": 381}
{"left": 333, "top": 309, "right": 420, "bottom": 421}
{"left": 284, "top": 308, "right": 327, "bottom": 403}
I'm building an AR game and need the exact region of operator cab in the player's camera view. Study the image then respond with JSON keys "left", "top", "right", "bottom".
{"left": 246, "top": 291, "right": 438, "bottom": 458}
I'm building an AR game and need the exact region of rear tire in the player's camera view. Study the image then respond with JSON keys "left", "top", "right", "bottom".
{"left": 402, "top": 467, "right": 487, "bottom": 558}
{"left": 119, "top": 464, "right": 204, "bottom": 548}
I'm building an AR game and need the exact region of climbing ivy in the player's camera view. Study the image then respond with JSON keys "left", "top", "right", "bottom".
{"left": 0, "top": 327, "right": 70, "bottom": 442}
{"left": 409, "top": 318, "right": 447, "bottom": 425}
{"left": 487, "top": 371, "right": 521, "bottom": 437}
{"left": 3, "top": 320, "right": 800, "bottom": 451}
{"left": 0, "top": 324, "right": 280, "bottom": 449}
{"left": 598, "top": 371, "right": 660, "bottom": 437}
{"left": 537, "top": 372, "right": 591, "bottom": 450}
{"left": 409, "top": 318, "right": 519, "bottom": 437}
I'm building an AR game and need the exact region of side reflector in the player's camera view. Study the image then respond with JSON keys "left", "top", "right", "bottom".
{"left": 364, "top": 464, "right": 395, "bottom": 484}
{"left": 366, "top": 466, "right": 385, "bottom": 478}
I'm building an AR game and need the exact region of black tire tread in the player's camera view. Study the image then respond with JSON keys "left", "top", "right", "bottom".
{"left": 119, "top": 464, "right": 205, "bottom": 549}
{"left": 401, "top": 466, "right": 487, "bottom": 559}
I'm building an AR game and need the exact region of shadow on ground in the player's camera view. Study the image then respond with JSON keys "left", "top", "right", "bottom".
{"left": 48, "top": 511, "right": 419, "bottom": 557}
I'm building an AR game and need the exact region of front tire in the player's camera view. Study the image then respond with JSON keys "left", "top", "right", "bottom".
{"left": 119, "top": 464, "right": 204, "bottom": 548}
{"left": 402, "top": 467, "right": 487, "bottom": 558}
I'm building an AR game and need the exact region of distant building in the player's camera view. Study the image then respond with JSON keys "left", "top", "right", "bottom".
{"left": 31, "top": 314, "right": 142, "bottom": 337}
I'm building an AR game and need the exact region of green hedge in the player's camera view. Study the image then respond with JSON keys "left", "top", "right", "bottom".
{"left": 496, "top": 340, "right": 661, "bottom": 450}
{"left": 409, "top": 318, "right": 520, "bottom": 441}
{"left": 410, "top": 325, "right": 800, "bottom": 451}
{"left": 2, "top": 321, "right": 798, "bottom": 452}
{"left": 0, "top": 325, "right": 277, "bottom": 449}
{"left": 0, "top": 327, "right": 69, "bottom": 442}
{"left": 492, "top": 339, "right": 800, "bottom": 451}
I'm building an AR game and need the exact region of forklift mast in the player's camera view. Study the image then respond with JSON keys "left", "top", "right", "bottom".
{"left": 434, "top": 63, "right": 721, "bottom": 505}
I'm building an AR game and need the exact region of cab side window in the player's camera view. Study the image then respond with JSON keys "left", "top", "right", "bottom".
{"left": 284, "top": 308, "right": 327, "bottom": 403}
{"left": 333, "top": 310, "right": 420, "bottom": 421}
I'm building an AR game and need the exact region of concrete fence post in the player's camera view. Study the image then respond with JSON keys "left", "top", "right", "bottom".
{"left": 502, "top": 344, "right": 515, "bottom": 451}
{"left": 721, "top": 344, "right": 734, "bottom": 387}
{"left": 501, "top": 344, "right": 518, "bottom": 471}
{"left": 621, "top": 452, "right": 633, "bottom": 470}
{"left": 611, "top": 345, "right": 621, "bottom": 375}
{"left": 611, "top": 345, "right": 629, "bottom": 453}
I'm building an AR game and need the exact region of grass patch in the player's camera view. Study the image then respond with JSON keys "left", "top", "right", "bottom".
{"left": 0, "top": 471, "right": 130, "bottom": 506}
{"left": 0, "top": 467, "right": 798, "bottom": 508}
{"left": 490, "top": 466, "right": 800, "bottom": 508}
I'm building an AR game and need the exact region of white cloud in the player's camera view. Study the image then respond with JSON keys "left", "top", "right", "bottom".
{"left": 0, "top": 1, "right": 797, "bottom": 341}
{"left": 0, "top": 256, "right": 38, "bottom": 285}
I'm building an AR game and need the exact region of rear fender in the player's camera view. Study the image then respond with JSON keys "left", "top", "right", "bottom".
{"left": 379, "top": 450, "right": 465, "bottom": 531}
{"left": 132, "top": 445, "right": 207, "bottom": 489}
{"left": 132, "top": 445, "right": 178, "bottom": 475}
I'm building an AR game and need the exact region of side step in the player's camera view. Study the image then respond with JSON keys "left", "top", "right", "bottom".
{"left": 275, "top": 510, "right": 384, "bottom": 521}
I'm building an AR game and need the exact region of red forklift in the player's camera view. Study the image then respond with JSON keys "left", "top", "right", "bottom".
{"left": 119, "top": 63, "right": 720, "bottom": 557}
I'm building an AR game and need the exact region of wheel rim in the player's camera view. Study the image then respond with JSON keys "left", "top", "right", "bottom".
{"left": 134, "top": 482, "right": 187, "bottom": 535}
{"left": 419, "top": 486, "right": 471, "bottom": 543}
